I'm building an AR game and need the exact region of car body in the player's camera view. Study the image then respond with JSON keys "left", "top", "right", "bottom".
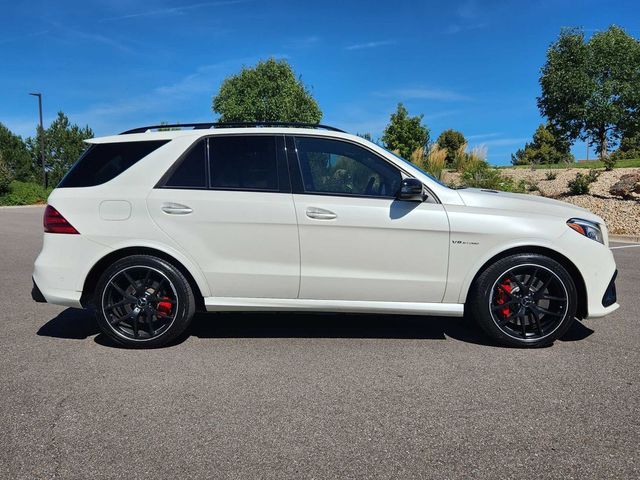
{"left": 32, "top": 123, "right": 619, "bottom": 347}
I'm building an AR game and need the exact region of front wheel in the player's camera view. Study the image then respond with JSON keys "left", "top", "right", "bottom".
{"left": 468, "top": 253, "right": 578, "bottom": 348}
{"left": 94, "top": 255, "right": 196, "bottom": 348}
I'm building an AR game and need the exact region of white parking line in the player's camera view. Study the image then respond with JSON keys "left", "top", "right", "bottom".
{"left": 610, "top": 244, "right": 640, "bottom": 250}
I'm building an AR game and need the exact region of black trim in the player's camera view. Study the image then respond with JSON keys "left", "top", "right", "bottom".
{"left": 156, "top": 134, "right": 291, "bottom": 194}
{"left": 121, "top": 122, "right": 345, "bottom": 135}
{"left": 154, "top": 132, "right": 441, "bottom": 203}
{"left": 31, "top": 278, "right": 46, "bottom": 303}
{"left": 275, "top": 135, "right": 292, "bottom": 193}
{"left": 602, "top": 270, "right": 617, "bottom": 307}
{"left": 285, "top": 135, "right": 304, "bottom": 193}
{"left": 155, "top": 138, "right": 207, "bottom": 189}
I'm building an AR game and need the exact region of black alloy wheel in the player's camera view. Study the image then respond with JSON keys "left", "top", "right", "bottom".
{"left": 469, "top": 253, "right": 578, "bottom": 347}
{"left": 102, "top": 266, "right": 178, "bottom": 341}
{"left": 94, "top": 255, "right": 195, "bottom": 348}
{"left": 489, "top": 264, "right": 568, "bottom": 340}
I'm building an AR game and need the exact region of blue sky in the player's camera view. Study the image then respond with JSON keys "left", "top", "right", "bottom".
{"left": 1, "top": 0, "right": 639, "bottom": 165}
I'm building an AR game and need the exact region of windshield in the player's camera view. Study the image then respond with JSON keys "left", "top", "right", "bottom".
{"left": 380, "top": 146, "right": 448, "bottom": 187}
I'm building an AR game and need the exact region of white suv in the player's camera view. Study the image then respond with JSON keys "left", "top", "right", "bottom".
{"left": 32, "top": 122, "right": 618, "bottom": 348}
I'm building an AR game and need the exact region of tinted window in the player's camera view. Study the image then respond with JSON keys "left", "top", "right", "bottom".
{"left": 164, "top": 140, "right": 207, "bottom": 188}
{"left": 294, "top": 137, "right": 402, "bottom": 197}
{"left": 59, "top": 140, "right": 169, "bottom": 188}
{"left": 209, "top": 136, "right": 278, "bottom": 191}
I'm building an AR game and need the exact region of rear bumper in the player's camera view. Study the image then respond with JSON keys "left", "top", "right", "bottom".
{"left": 31, "top": 278, "right": 47, "bottom": 303}
{"left": 33, "top": 233, "right": 108, "bottom": 309}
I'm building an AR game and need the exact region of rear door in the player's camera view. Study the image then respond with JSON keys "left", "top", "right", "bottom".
{"left": 146, "top": 135, "right": 300, "bottom": 298}
{"left": 287, "top": 135, "right": 449, "bottom": 303}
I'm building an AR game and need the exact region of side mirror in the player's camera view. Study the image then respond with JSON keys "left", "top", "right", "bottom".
{"left": 397, "top": 178, "right": 425, "bottom": 201}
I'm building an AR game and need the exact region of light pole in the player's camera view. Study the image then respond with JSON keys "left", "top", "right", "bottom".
{"left": 29, "top": 92, "right": 46, "bottom": 188}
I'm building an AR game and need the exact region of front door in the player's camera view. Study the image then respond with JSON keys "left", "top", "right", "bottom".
{"left": 288, "top": 135, "right": 449, "bottom": 303}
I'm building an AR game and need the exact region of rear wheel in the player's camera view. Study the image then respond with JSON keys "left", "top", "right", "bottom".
{"left": 468, "top": 253, "right": 578, "bottom": 347}
{"left": 94, "top": 255, "right": 195, "bottom": 348}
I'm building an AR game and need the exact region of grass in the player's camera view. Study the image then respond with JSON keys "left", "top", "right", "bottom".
{"left": 500, "top": 158, "right": 640, "bottom": 169}
{"left": 423, "top": 145, "right": 446, "bottom": 180}
{"left": 0, "top": 181, "right": 52, "bottom": 206}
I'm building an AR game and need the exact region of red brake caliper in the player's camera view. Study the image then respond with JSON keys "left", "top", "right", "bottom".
{"left": 496, "top": 278, "right": 512, "bottom": 318}
{"left": 157, "top": 297, "right": 173, "bottom": 317}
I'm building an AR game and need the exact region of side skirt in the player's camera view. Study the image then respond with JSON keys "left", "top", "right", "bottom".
{"left": 204, "top": 297, "right": 464, "bottom": 317}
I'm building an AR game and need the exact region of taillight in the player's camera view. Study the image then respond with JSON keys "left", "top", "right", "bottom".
{"left": 43, "top": 205, "right": 79, "bottom": 234}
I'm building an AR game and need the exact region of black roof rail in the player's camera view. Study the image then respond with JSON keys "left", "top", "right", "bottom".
{"left": 120, "top": 122, "right": 346, "bottom": 134}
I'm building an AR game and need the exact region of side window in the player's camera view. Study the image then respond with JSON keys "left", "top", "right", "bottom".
{"left": 294, "top": 137, "right": 402, "bottom": 197}
{"left": 58, "top": 140, "right": 169, "bottom": 188}
{"left": 164, "top": 139, "right": 207, "bottom": 188}
{"left": 209, "top": 135, "right": 278, "bottom": 191}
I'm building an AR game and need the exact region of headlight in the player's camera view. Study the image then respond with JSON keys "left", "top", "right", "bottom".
{"left": 567, "top": 218, "right": 604, "bottom": 244}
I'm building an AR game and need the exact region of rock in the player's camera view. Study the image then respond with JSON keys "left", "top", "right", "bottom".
{"left": 609, "top": 173, "right": 640, "bottom": 198}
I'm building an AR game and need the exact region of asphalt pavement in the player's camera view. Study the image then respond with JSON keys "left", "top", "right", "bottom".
{"left": 1, "top": 205, "right": 638, "bottom": 479}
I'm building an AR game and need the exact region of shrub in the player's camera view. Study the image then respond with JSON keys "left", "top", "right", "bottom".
{"left": 0, "top": 153, "right": 12, "bottom": 194}
{"left": 0, "top": 181, "right": 52, "bottom": 206}
{"left": 423, "top": 145, "right": 447, "bottom": 180}
{"left": 603, "top": 155, "right": 616, "bottom": 171}
{"left": 453, "top": 143, "right": 471, "bottom": 172}
{"left": 545, "top": 170, "right": 557, "bottom": 180}
{"left": 610, "top": 132, "right": 640, "bottom": 163}
{"left": 587, "top": 168, "right": 600, "bottom": 183}
{"left": 610, "top": 148, "right": 640, "bottom": 161}
{"left": 453, "top": 143, "right": 487, "bottom": 172}
{"left": 515, "top": 179, "right": 528, "bottom": 193}
{"left": 409, "top": 146, "right": 425, "bottom": 166}
{"left": 461, "top": 160, "right": 513, "bottom": 191}
{"left": 567, "top": 172, "right": 593, "bottom": 195}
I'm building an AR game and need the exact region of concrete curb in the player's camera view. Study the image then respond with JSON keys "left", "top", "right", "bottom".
{"left": 0, "top": 204, "right": 45, "bottom": 209}
{"left": 610, "top": 234, "right": 640, "bottom": 244}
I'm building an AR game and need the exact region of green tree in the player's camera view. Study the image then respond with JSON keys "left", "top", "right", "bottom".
{"left": 511, "top": 123, "right": 573, "bottom": 165}
{"left": 158, "top": 121, "right": 181, "bottom": 131}
{"left": 212, "top": 58, "right": 322, "bottom": 123}
{"left": 538, "top": 26, "right": 640, "bottom": 163}
{"left": 611, "top": 130, "right": 640, "bottom": 160}
{"left": 436, "top": 129, "right": 466, "bottom": 166}
{"left": 0, "top": 123, "right": 34, "bottom": 182}
{"left": 381, "top": 103, "right": 430, "bottom": 160}
{"left": 26, "top": 112, "right": 93, "bottom": 186}
{"left": 0, "top": 152, "right": 13, "bottom": 194}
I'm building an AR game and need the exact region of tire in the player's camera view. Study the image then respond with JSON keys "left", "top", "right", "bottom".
{"left": 94, "top": 255, "right": 196, "bottom": 348}
{"left": 467, "top": 253, "right": 577, "bottom": 348}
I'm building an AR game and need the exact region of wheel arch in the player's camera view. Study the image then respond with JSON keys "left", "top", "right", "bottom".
{"left": 80, "top": 246, "right": 207, "bottom": 311}
{"left": 463, "top": 245, "right": 588, "bottom": 319}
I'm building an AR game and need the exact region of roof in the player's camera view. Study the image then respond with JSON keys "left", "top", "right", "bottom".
{"left": 121, "top": 122, "right": 345, "bottom": 134}
{"left": 86, "top": 124, "right": 357, "bottom": 145}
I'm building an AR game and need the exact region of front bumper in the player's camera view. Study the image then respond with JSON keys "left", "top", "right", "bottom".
{"left": 602, "top": 270, "right": 617, "bottom": 308}
{"left": 556, "top": 230, "right": 619, "bottom": 319}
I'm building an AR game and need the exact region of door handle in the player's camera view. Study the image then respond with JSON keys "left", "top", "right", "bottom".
{"left": 161, "top": 203, "right": 193, "bottom": 215}
{"left": 306, "top": 207, "right": 337, "bottom": 220}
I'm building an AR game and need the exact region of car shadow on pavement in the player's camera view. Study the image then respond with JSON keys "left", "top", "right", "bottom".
{"left": 36, "top": 308, "right": 594, "bottom": 348}
{"left": 37, "top": 307, "right": 99, "bottom": 339}
{"left": 189, "top": 311, "right": 594, "bottom": 347}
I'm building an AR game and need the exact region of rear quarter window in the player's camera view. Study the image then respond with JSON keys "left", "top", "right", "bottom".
{"left": 58, "top": 140, "right": 169, "bottom": 188}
